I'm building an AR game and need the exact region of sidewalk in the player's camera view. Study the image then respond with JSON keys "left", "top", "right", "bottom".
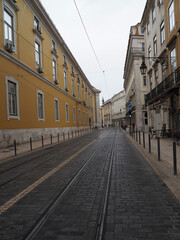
{"left": 126, "top": 130, "right": 180, "bottom": 202}
{"left": 0, "top": 130, "right": 91, "bottom": 163}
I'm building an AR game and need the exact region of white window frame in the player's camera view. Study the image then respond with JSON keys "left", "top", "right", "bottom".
{"left": 152, "top": 5, "right": 156, "bottom": 22}
{"left": 170, "top": 47, "right": 176, "bottom": 72}
{"left": 3, "top": 1, "right": 16, "bottom": 51}
{"left": 79, "top": 109, "right": 81, "bottom": 123}
{"left": 34, "top": 37, "right": 42, "bottom": 69}
{"left": 148, "top": 46, "right": 152, "bottom": 62}
{"left": 153, "top": 35, "right": 157, "bottom": 56}
{"left": 73, "top": 106, "right": 76, "bottom": 123}
{"left": 160, "top": 20, "right": 165, "bottom": 44}
{"left": 83, "top": 111, "right": 85, "bottom": 123}
{"left": 64, "top": 69, "right": 68, "bottom": 90}
{"left": 37, "top": 90, "right": 45, "bottom": 121}
{"left": 54, "top": 98, "right": 59, "bottom": 122}
{"left": 65, "top": 103, "right": 69, "bottom": 122}
{"left": 72, "top": 77, "right": 75, "bottom": 95}
{"left": 168, "top": 0, "right": 175, "bottom": 32}
{"left": 52, "top": 57, "right": 57, "bottom": 81}
{"left": 6, "top": 76, "right": 20, "bottom": 120}
{"left": 147, "top": 18, "right": 150, "bottom": 34}
{"left": 77, "top": 83, "right": 80, "bottom": 99}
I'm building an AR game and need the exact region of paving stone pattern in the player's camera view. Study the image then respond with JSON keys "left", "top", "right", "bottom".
{"left": 0, "top": 129, "right": 180, "bottom": 240}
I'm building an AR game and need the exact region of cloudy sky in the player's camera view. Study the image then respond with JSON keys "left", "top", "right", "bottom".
{"left": 41, "top": 0, "right": 146, "bottom": 103}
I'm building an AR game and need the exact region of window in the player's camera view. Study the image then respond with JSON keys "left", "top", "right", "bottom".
{"left": 149, "top": 76, "right": 152, "bottom": 91}
{"left": 86, "top": 113, "right": 88, "bottom": 123}
{"left": 52, "top": 59, "right": 57, "bottom": 81}
{"left": 142, "top": 42, "right": 145, "bottom": 52}
{"left": 141, "top": 26, "right": 144, "bottom": 34}
{"left": 82, "top": 88, "right": 84, "bottom": 101}
{"left": 52, "top": 40, "right": 56, "bottom": 51}
{"left": 65, "top": 103, "right": 69, "bottom": 122}
{"left": 54, "top": 99, "right": 59, "bottom": 121}
{"left": 73, "top": 106, "right": 76, "bottom": 123}
{"left": 34, "top": 16, "right": 39, "bottom": 29}
{"left": 4, "top": 9, "right": 13, "bottom": 44}
{"left": 37, "top": 91, "right": 44, "bottom": 120}
{"left": 64, "top": 70, "right": 68, "bottom": 90}
{"left": 155, "top": 69, "right": 158, "bottom": 86}
{"left": 143, "top": 76, "right": 146, "bottom": 86}
{"left": 83, "top": 111, "right": 85, "bottom": 123}
{"left": 162, "top": 65, "right": 167, "bottom": 80}
{"left": 6, "top": 77, "right": 19, "bottom": 119}
{"left": 152, "top": 5, "right": 156, "bottom": 22}
{"left": 79, "top": 109, "right": 81, "bottom": 123}
{"left": 35, "top": 41, "right": 40, "bottom": 67}
{"left": 153, "top": 35, "right": 157, "bottom": 55}
{"left": 148, "top": 46, "right": 152, "bottom": 62}
{"left": 72, "top": 77, "right": 75, "bottom": 95}
{"left": 77, "top": 84, "right": 80, "bottom": 99}
{"left": 71, "top": 65, "right": 74, "bottom": 74}
{"left": 170, "top": 47, "right": 176, "bottom": 72}
{"left": 160, "top": 21, "right": 165, "bottom": 44}
{"left": 168, "top": 0, "right": 175, "bottom": 32}
{"left": 147, "top": 18, "right": 150, "bottom": 34}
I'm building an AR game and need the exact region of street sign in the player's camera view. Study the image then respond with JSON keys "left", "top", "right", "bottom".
{"left": 127, "top": 103, "right": 132, "bottom": 109}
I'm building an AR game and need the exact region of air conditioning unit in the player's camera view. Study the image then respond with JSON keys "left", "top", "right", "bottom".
{"left": 5, "top": 42, "right": 14, "bottom": 53}
{"left": 38, "top": 66, "right": 44, "bottom": 73}
{"left": 54, "top": 79, "right": 59, "bottom": 84}
{"left": 37, "top": 25, "right": 42, "bottom": 34}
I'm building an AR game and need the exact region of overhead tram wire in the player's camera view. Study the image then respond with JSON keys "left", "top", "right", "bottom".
{"left": 73, "top": 1, "right": 110, "bottom": 99}
{"left": 73, "top": 0, "right": 103, "bottom": 72}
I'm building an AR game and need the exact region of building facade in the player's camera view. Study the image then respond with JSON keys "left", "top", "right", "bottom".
{"left": 111, "top": 90, "right": 126, "bottom": 127}
{"left": 0, "top": 0, "right": 100, "bottom": 147}
{"left": 101, "top": 99, "right": 112, "bottom": 127}
{"left": 123, "top": 23, "right": 149, "bottom": 131}
{"left": 141, "top": 0, "right": 180, "bottom": 131}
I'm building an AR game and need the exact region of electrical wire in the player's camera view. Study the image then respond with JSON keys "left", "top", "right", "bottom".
{"left": 73, "top": 0, "right": 104, "bottom": 72}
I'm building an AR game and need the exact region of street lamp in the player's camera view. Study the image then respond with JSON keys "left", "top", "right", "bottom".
{"left": 140, "top": 55, "right": 168, "bottom": 75}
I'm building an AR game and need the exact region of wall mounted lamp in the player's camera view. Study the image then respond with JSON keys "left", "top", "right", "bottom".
{"left": 140, "top": 55, "right": 168, "bottom": 75}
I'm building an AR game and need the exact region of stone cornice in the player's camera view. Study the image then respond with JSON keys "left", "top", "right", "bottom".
{"left": 0, "top": 48, "right": 80, "bottom": 103}
{"left": 24, "top": 0, "right": 96, "bottom": 93}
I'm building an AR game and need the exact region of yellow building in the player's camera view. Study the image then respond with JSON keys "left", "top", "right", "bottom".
{"left": 0, "top": 0, "right": 100, "bottom": 147}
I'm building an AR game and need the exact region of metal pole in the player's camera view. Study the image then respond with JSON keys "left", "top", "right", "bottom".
{"left": 58, "top": 133, "right": 59, "bottom": 142}
{"left": 51, "top": 134, "right": 52, "bottom": 144}
{"left": 30, "top": 137, "right": 32, "bottom": 151}
{"left": 173, "top": 142, "right": 177, "bottom": 175}
{"left": 143, "top": 132, "right": 145, "bottom": 148}
{"left": 148, "top": 134, "right": 151, "bottom": 153}
{"left": 14, "top": 140, "right": 17, "bottom": 156}
{"left": 139, "top": 132, "right": 141, "bottom": 145}
{"left": 42, "top": 136, "right": 44, "bottom": 147}
{"left": 157, "top": 137, "right": 160, "bottom": 161}
{"left": 68, "top": 132, "right": 69, "bottom": 139}
{"left": 72, "top": 131, "right": 73, "bottom": 138}
{"left": 136, "top": 130, "right": 138, "bottom": 142}
{"left": 63, "top": 132, "right": 65, "bottom": 140}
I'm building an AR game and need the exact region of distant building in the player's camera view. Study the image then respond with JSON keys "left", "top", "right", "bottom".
{"left": 111, "top": 90, "right": 126, "bottom": 126}
{"left": 124, "top": 23, "right": 149, "bottom": 131}
{"left": 0, "top": 0, "right": 100, "bottom": 147}
{"left": 102, "top": 99, "right": 112, "bottom": 127}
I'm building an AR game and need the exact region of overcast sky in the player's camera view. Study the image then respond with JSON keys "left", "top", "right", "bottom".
{"left": 41, "top": 0, "right": 146, "bottom": 103}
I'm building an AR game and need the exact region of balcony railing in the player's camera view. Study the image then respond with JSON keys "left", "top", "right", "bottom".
{"left": 145, "top": 66, "right": 180, "bottom": 105}
{"left": 130, "top": 47, "right": 145, "bottom": 55}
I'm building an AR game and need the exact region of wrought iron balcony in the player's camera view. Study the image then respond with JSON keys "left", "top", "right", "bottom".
{"left": 145, "top": 66, "right": 180, "bottom": 105}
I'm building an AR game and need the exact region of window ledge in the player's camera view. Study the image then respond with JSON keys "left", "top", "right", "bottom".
{"left": 33, "top": 28, "right": 44, "bottom": 41}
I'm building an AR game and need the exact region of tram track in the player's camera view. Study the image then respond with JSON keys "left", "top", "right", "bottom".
{"left": 24, "top": 136, "right": 107, "bottom": 240}
{"left": 0, "top": 131, "right": 102, "bottom": 187}
{"left": 24, "top": 130, "right": 116, "bottom": 240}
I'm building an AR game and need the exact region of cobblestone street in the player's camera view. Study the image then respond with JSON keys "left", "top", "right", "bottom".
{"left": 0, "top": 128, "right": 180, "bottom": 240}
